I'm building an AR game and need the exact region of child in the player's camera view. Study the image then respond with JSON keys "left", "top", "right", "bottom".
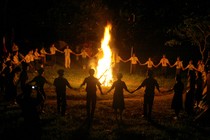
{"left": 106, "top": 73, "right": 132, "bottom": 122}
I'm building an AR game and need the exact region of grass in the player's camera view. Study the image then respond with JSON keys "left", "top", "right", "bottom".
{"left": 0, "top": 62, "right": 209, "bottom": 140}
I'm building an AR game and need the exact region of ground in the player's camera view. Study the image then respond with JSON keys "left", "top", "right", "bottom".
{"left": 0, "top": 62, "right": 210, "bottom": 140}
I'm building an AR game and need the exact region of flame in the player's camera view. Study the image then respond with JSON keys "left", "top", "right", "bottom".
{"left": 96, "top": 24, "right": 113, "bottom": 86}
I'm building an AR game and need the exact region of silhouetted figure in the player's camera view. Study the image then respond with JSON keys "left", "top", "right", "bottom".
{"left": 17, "top": 84, "right": 42, "bottom": 140}
{"left": 53, "top": 69, "right": 74, "bottom": 116}
{"left": 167, "top": 75, "right": 184, "bottom": 119}
{"left": 125, "top": 53, "right": 141, "bottom": 74}
{"left": 80, "top": 69, "right": 103, "bottom": 125}
{"left": 5, "top": 66, "right": 21, "bottom": 105}
{"left": 185, "top": 70, "right": 196, "bottom": 116}
{"left": 106, "top": 73, "right": 132, "bottom": 122}
{"left": 1, "top": 61, "right": 12, "bottom": 98}
{"left": 195, "top": 72, "right": 204, "bottom": 108}
{"left": 19, "top": 62, "right": 29, "bottom": 92}
{"left": 132, "top": 71, "right": 160, "bottom": 121}
{"left": 28, "top": 68, "right": 51, "bottom": 113}
{"left": 156, "top": 54, "right": 171, "bottom": 78}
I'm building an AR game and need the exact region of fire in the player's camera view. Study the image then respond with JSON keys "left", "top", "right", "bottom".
{"left": 96, "top": 24, "right": 113, "bottom": 86}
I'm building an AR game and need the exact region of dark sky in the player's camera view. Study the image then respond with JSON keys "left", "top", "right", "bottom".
{"left": 1, "top": 0, "right": 210, "bottom": 61}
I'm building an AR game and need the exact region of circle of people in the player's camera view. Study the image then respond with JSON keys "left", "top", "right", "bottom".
{"left": 0, "top": 43, "right": 207, "bottom": 126}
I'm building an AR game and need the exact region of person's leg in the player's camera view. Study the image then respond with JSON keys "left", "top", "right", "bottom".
{"left": 91, "top": 94, "right": 96, "bottom": 119}
{"left": 119, "top": 109, "right": 123, "bottom": 122}
{"left": 56, "top": 93, "right": 61, "bottom": 113}
{"left": 61, "top": 93, "right": 67, "bottom": 116}
{"left": 148, "top": 95, "right": 154, "bottom": 120}
{"left": 86, "top": 94, "right": 91, "bottom": 119}
{"left": 143, "top": 94, "right": 148, "bottom": 117}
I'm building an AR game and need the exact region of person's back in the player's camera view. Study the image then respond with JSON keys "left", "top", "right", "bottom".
{"left": 113, "top": 80, "right": 126, "bottom": 95}
{"left": 54, "top": 76, "right": 70, "bottom": 92}
{"left": 142, "top": 77, "right": 159, "bottom": 95}
{"left": 85, "top": 76, "right": 99, "bottom": 94}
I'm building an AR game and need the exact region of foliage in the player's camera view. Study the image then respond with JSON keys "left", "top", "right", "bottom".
{"left": 165, "top": 16, "right": 210, "bottom": 63}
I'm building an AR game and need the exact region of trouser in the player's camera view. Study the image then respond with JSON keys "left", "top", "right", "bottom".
{"left": 65, "top": 57, "right": 71, "bottom": 68}
{"left": 56, "top": 92, "right": 67, "bottom": 115}
{"left": 86, "top": 93, "right": 96, "bottom": 120}
{"left": 144, "top": 93, "right": 154, "bottom": 119}
{"left": 51, "top": 55, "right": 56, "bottom": 65}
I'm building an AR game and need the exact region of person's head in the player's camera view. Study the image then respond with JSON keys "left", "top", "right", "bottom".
{"left": 163, "top": 54, "right": 166, "bottom": 58}
{"left": 189, "top": 60, "right": 193, "bottom": 64}
{"left": 177, "top": 57, "right": 180, "bottom": 61}
{"left": 148, "top": 57, "right": 151, "bottom": 61}
{"left": 57, "top": 69, "right": 64, "bottom": 76}
{"left": 66, "top": 45, "right": 69, "bottom": 49}
{"left": 117, "top": 73, "right": 123, "bottom": 80}
{"left": 38, "top": 68, "right": 44, "bottom": 75}
{"left": 132, "top": 53, "right": 136, "bottom": 57}
{"left": 89, "top": 69, "right": 95, "bottom": 76}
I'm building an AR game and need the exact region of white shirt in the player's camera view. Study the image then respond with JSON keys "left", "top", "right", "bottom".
{"left": 129, "top": 56, "right": 139, "bottom": 65}
{"left": 174, "top": 61, "right": 183, "bottom": 69}
{"left": 186, "top": 64, "right": 196, "bottom": 70}
{"left": 24, "top": 54, "right": 31, "bottom": 63}
{"left": 34, "top": 51, "right": 40, "bottom": 60}
{"left": 64, "top": 48, "right": 73, "bottom": 57}
{"left": 160, "top": 58, "right": 170, "bottom": 67}
{"left": 50, "top": 46, "right": 58, "bottom": 55}
{"left": 145, "top": 60, "right": 154, "bottom": 68}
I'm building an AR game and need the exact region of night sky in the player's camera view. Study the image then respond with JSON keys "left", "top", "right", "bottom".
{"left": 1, "top": 0, "right": 210, "bottom": 62}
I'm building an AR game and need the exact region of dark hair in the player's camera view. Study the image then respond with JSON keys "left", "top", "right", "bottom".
{"left": 89, "top": 69, "right": 95, "bottom": 75}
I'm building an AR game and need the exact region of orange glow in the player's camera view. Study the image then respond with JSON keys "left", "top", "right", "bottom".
{"left": 96, "top": 23, "right": 113, "bottom": 86}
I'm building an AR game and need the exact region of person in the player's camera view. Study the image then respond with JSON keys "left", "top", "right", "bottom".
{"left": 12, "top": 51, "right": 21, "bottom": 68}
{"left": 24, "top": 50, "right": 32, "bottom": 71}
{"left": 156, "top": 54, "right": 171, "bottom": 78}
{"left": 53, "top": 69, "right": 75, "bottom": 116}
{"left": 113, "top": 52, "right": 125, "bottom": 74}
{"left": 125, "top": 53, "right": 141, "bottom": 74}
{"left": 27, "top": 68, "right": 52, "bottom": 113}
{"left": 195, "top": 71, "right": 204, "bottom": 108}
{"left": 49, "top": 43, "right": 62, "bottom": 66}
{"left": 106, "top": 73, "right": 132, "bottom": 122}
{"left": 183, "top": 60, "right": 197, "bottom": 76}
{"left": 185, "top": 70, "right": 196, "bottom": 116}
{"left": 131, "top": 71, "right": 160, "bottom": 121}
{"left": 40, "top": 47, "right": 49, "bottom": 67}
{"left": 79, "top": 69, "right": 103, "bottom": 125}
{"left": 77, "top": 47, "right": 91, "bottom": 70}
{"left": 63, "top": 45, "right": 77, "bottom": 68}
{"left": 140, "top": 57, "right": 156, "bottom": 75}
{"left": 34, "top": 48, "right": 41, "bottom": 70}
{"left": 5, "top": 66, "right": 22, "bottom": 105}
{"left": 166, "top": 75, "right": 184, "bottom": 120}
{"left": 17, "top": 84, "right": 42, "bottom": 139}
{"left": 19, "top": 62, "right": 29, "bottom": 92}
{"left": 197, "top": 60, "right": 205, "bottom": 73}
{"left": 170, "top": 57, "right": 184, "bottom": 76}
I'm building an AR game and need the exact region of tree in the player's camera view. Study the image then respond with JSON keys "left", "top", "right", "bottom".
{"left": 165, "top": 17, "right": 210, "bottom": 64}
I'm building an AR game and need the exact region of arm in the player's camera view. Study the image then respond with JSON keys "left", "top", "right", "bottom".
{"left": 123, "top": 83, "right": 132, "bottom": 93}
{"left": 131, "top": 84, "right": 143, "bottom": 93}
{"left": 66, "top": 79, "right": 73, "bottom": 89}
{"left": 79, "top": 79, "right": 86, "bottom": 88}
{"left": 106, "top": 84, "right": 114, "bottom": 94}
